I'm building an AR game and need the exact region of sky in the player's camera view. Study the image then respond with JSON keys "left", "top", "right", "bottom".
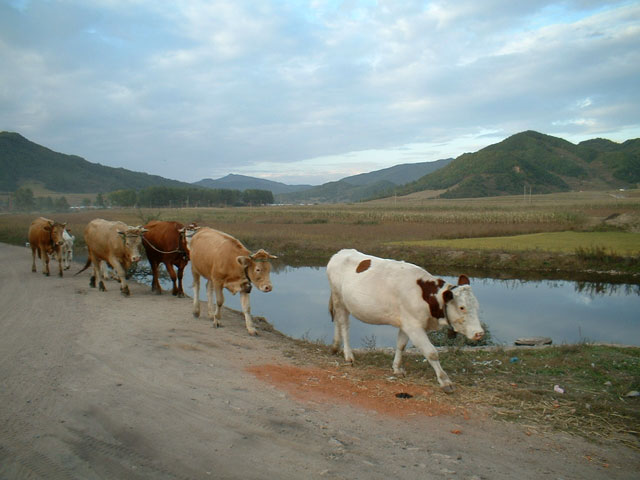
{"left": 1, "top": 0, "right": 639, "bottom": 186}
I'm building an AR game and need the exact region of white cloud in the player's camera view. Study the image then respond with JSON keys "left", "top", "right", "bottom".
{"left": 0, "top": 0, "right": 638, "bottom": 185}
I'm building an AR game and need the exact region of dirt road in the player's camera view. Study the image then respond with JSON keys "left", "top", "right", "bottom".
{"left": 1, "top": 243, "right": 637, "bottom": 479}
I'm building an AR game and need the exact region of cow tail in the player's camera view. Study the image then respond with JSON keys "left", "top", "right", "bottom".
{"left": 75, "top": 258, "right": 92, "bottom": 276}
{"left": 328, "top": 292, "right": 335, "bottom": 322}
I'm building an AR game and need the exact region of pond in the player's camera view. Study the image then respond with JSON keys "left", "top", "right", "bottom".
{"left": 150, "top": 264, "right": 640, "bottom": 348}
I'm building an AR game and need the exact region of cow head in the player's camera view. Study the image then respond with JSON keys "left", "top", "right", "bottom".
{"left": 178, "top": 223, "right": 200, "bottom": 258}
{"left": 117, "top": 226, "right": 149, "bottom": 263}
{"left": 45, "top": 220, "right": 67, "bottom": 252}
{"left": 237, "top": 249, "right": 278, "bottom": 293}
{"left": 442, "top": 275, "right": 484, "bottom": 341}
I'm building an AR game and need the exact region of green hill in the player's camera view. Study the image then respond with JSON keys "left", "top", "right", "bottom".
{"left": 0, "top": 131, "right": 191, "bottom": 193}
{"left": 398, "top": 131, "right": 639, "bottom": 199}
{"left": 276, "top": 159, "right": 452, "bottom": 203}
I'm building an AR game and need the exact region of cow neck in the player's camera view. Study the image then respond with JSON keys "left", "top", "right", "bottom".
{"left": 243, "top": 265, "right": 253, "bottom": 293}
{"left": 441, "top": 284, "right": 458, "bottom": 328}
{"left": 142, "top": 235, "right": 184, "bottom": 255}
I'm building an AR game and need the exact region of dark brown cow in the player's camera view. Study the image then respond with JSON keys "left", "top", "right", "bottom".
{"left": 142, "top": 221, "right": 199, "bottom": 297}
{"left": 28, "top": 217, "right": 66, "bottom": 277}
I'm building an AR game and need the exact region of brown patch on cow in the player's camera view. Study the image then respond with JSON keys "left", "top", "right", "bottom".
{"left": 246, "top": 364, "right": 465, "bottom": 418}
{"left": 356, "top": 259, "right": 371, "bottom": 273}
{"left": 417, "top": 279, "right": 445, "bottom": 318}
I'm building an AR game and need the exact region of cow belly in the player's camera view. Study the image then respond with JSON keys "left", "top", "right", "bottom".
{"left": 341, "top": 289, "right": 402, "bottom": 328}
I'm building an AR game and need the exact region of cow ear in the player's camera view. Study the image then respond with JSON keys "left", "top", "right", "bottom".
{"left": 268, "top": 253, "right": 278, "bottom": 259}
{"left": 458, "top": 274, "right": 470, "bottom": 286}
{"left": 237, "top": 255, "right": 251, "bottom": 267}
{"left": 443, "top": 290, "right": 453, "bottom": 302}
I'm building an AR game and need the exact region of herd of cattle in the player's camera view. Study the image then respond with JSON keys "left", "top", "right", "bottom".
{"left": 27, "top": 216, "right": 484, "bottom": 392}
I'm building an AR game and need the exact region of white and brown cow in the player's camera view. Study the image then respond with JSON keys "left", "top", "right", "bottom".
{"left": 189, "top": 227, "right": 276, "bottom": 335}
{"left": 327, "top": 249, "right": 484, "bottom": 393}
{"left": 28, "top": 217, "right": 67, "bottom": 277}
{"left": 77, "top": 219, "right": 148, "bottom": 296}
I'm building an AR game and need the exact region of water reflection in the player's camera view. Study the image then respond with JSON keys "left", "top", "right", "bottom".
{"left": 150, "top": 264, "right": 639, "bottom": 348}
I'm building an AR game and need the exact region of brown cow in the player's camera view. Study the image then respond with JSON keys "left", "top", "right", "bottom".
{"left": 78, "top": 219, "right": 148, "bottom": 296}
{"left": 142, "top": 220, "right": 199, "bottom": 297}
{"left": 189, "top": 227, "right": 277, "bottom": 335}
{"left": 28, "top": 217, "right": 67, "bottom": 277}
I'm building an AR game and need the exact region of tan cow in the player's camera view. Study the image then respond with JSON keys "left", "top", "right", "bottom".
{"left": 78, "top": 219, "right": 148, "bottom": 296}
{"left": 189, "top": 227, "right": 277, "bottom": 335}
{"left": 28, "top": 217, "right": 67, "bottom": 277}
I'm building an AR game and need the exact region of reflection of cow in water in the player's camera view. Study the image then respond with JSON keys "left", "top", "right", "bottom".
{"left": 77, "top": 219, "right": 148, "bottom": 296}
{"left": 28, "top": 217, "right": 67, "bottom": 277}
{"left": 142, "top": 220, "right": 199, "bottom": 298}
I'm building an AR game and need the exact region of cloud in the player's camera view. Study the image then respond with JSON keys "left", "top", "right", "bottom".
{"left": 0, "top": 0, "right": 638, "bottom": 185}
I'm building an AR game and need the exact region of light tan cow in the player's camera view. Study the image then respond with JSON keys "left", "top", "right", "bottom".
{"left": 28, "top": 217, "right": 67, "bottom": 277}
{"left": 189, "top": 227, "right": 276, "bottom": 335}
{"left": 77, "top": 219, "right": 148, "bottom": 296}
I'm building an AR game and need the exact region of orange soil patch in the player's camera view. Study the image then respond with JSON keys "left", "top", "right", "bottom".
{"left": 246, "top": 363, "right": 468, "bottom": 418}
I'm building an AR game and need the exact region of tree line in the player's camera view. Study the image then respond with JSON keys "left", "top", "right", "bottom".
{"left": 3, "top": 186, "right": 274, "bottom": 212}
{"left": 109, "top": 186, "right": 274, "bottom": 208}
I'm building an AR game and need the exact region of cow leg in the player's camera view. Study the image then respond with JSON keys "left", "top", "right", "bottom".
{"left": 192, "top": 271, "right": 201, "bottom": 318}
{"left": 56, "top": 249, "right": 63, "bottom": 277}
{"left": 31, "top": 247, "right": 37, "bottom": 272}
{"left": 403, "top": 325, "right": 454, "bottom": 393}
{"left": 165, "top": 262, "right": 179, "bottom": 296}
{"left": 150, "top": 260, "right": 161, "bottom": 294}
{"left": 40, "top": 249, "right": 50, "bottom": 276}
{"left": 330, "top": 299, "right": 354, "bottom": 364}
{"left": 212, "top": 284, "right": 224, "bottom": 326}
{"left": 176, "top": 263, "right": 185, "bottom": 298}
{"left": 206, "top": 281, "right": 221, "bottom": 328}
{"left": 392, "top": 329, "right": 410, "bottom": 376}
{"left": 110, "top": 259, "right": 129, "bottom": 296}
{"left": 240, "top": 292, "right": 257, "bottom": 336}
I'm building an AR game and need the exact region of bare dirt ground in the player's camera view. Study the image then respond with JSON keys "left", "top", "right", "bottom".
{"left": 1, "top": 242, "right": 638, "bottom": 479}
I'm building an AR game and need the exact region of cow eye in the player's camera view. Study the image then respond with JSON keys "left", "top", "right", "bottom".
{"left": 460, "top": 306, "right": 466, "bottom": 311}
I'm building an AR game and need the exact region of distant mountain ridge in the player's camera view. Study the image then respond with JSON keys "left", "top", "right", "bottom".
{"left": 0, "top": 131, "right": 191, "bottom": 193}
{"left": 193, "top": 174, "right": 311, "bottom": 195}
{"left": 397, "top": 131, "right": 640, "bottom": 199}
{"left": 274, "top": 159, "right": 453, "bottom": 203}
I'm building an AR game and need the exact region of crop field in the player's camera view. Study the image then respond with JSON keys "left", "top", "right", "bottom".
{"left": 1, "top": 188, "right": 639, "bottom": 276}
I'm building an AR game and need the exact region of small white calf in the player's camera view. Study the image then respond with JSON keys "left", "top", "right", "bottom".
{"left": 327, "top": 249, "right": 484, "bottom": 393}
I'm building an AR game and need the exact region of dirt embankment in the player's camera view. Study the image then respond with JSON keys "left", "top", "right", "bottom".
{"left": 1, "top": 243, "right": 638, "bottom": 479}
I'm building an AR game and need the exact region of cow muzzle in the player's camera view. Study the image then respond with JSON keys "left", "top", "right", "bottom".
{"left": 259, "top": 284, "right": 272, "bottom": 293}
{"left": 472, "top": 330, "right": 485, "bottom": 341}
{"left": 131, "top": 255, "right": 141, "bottom": 263}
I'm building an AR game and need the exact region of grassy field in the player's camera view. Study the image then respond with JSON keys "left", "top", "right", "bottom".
{"left": 393, "top": 231, "right": 640, "bottom": 255}
{"left": 2, "top": 188, "right": 638, "bottom": 279}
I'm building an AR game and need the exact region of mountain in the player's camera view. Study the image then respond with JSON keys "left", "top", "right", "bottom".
{"left": 340, "top": 159, "right": 453, "bottom": 186}
{"left": 276, "top": 159, "right": 453, "bottom": 203}
{"left": 193, "top": 174, "right": 312, "bottom": 195}
{"left": 0, "top": 131, "right": 191, "bottom": 193}
{"left": 397, "top": 131, "right": 640, "bottom": 199}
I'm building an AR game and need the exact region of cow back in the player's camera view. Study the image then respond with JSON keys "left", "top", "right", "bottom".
{"left": 190, "top": 227, "right": 249, "bottom": 282}
{"left": 84, "top": 219, "right": 130, "bottom": 262}
{"left": 143, "top": 221, "right": 185, "bottom": 260}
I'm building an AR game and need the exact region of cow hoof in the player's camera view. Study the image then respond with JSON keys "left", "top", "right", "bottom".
{"left": 32, "top": 268, "right": 36, "bottom": 273}
{"left": 121, "top": 287, "right": 130, "bottom": 296}
{"left": 442, "top": 384, "right": 455, "bottom": 394}
{"left": 153, "top": 289, "right": 161, "bottom": 295}
{"left": 247, "top": 328, "right": 257, "bottom": 336}
{"left": 393, "top": 368, "right": 407, "bottom": 377}
{"left": 330, "top": 345, "right": 340, "bottom": 355}
{"left": 99, "top": 281, "right": 106, "bottom": 292}
{"left": 193, "top": 311, "right": 200, "bottom": 318}
{"left": 176, "top": 292, "right": 185, "bottom": 298}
